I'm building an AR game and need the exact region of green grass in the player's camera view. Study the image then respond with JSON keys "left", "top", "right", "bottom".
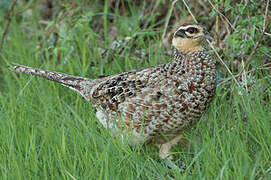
{"left": 1, "top": 0, "right": 271, "bottom": 179}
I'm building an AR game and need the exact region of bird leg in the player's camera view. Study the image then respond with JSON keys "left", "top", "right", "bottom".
{"left": 156, "top": 134, "right": 186, "bottom": 171}
{"left": 158, "top": 134, "right": 183, "bottom": 160}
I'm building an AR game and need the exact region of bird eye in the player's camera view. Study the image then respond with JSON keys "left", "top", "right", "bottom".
{"left": 186, "top": 27, "right": 198, "bottom": 34}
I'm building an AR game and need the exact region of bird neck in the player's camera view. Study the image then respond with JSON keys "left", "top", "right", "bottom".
{"left": 172, "top": 48, "right": 205, "bottom": 71}
{"left": 173, "top": 48, "right": 185, "bottom": 60}
{"left": 173, "top": 48, "right": 205, "bottom": 59}
{"left": 173, "top": 48, "right": 198, "bottom": 61}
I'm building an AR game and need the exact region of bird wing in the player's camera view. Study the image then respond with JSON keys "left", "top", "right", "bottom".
{"left": 90, "top": 64, "right": 166, "bottom": 112}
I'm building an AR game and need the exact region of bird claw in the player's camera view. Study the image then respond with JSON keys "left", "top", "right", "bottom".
{"left": 164, "top": 158, "right": 186, "bottom": 172}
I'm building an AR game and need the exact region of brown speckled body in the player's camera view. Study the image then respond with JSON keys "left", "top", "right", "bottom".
{"left": 12, "top": 24, "right": 216, "bottom": 159}
{"left": 12, "top": 48, "right": 216, "bottom": 144}
{"left": 93, "top": 49, "right": 216, "bottom": 145}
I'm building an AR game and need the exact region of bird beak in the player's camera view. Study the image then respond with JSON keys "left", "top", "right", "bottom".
{"left": 203, "top": 30, "right": 214, "bottom": 41}
{"left": 174, "top": 29, "right": 186, "bottom": 38}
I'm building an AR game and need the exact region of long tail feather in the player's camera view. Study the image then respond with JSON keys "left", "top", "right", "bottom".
{"left": 11, "top": 64, "right": 90, "bottom": 92}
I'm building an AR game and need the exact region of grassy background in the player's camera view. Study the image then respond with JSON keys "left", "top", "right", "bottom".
{"left": 0, "top": 0, "right": 271, "bottom": 179}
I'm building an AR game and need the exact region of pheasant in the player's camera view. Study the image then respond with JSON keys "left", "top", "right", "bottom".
{"left": 11, "top": 24, "right": 216, "bottom": 160}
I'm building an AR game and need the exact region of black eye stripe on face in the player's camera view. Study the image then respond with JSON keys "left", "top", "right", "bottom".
{"left": 186, "top": 27, "right": 199, "bottom": 34}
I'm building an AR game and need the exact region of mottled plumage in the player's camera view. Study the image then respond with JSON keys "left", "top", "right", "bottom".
{"left": 12, "top": 24, "right": 216, "bottom": 159}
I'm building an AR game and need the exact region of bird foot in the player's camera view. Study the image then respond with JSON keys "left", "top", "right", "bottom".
{"left": 158, "top": 134, "right": 183, "bottom": 159}
{"left": 164, "top": 158, "right": 186, "bottom": 171}
{"left": 156, "top": 135, "right": 186, "bottom": 171}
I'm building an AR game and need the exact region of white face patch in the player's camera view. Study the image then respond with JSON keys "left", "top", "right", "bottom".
{"left": 185, "top": 31, "right": 195, "bottom": 37}
{"left": 176, "top": 25, "right": 200, "bottom": 31}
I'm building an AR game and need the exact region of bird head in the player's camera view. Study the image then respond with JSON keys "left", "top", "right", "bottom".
{"left": 172, "top": 24, "right": 213, "bottom": 53}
